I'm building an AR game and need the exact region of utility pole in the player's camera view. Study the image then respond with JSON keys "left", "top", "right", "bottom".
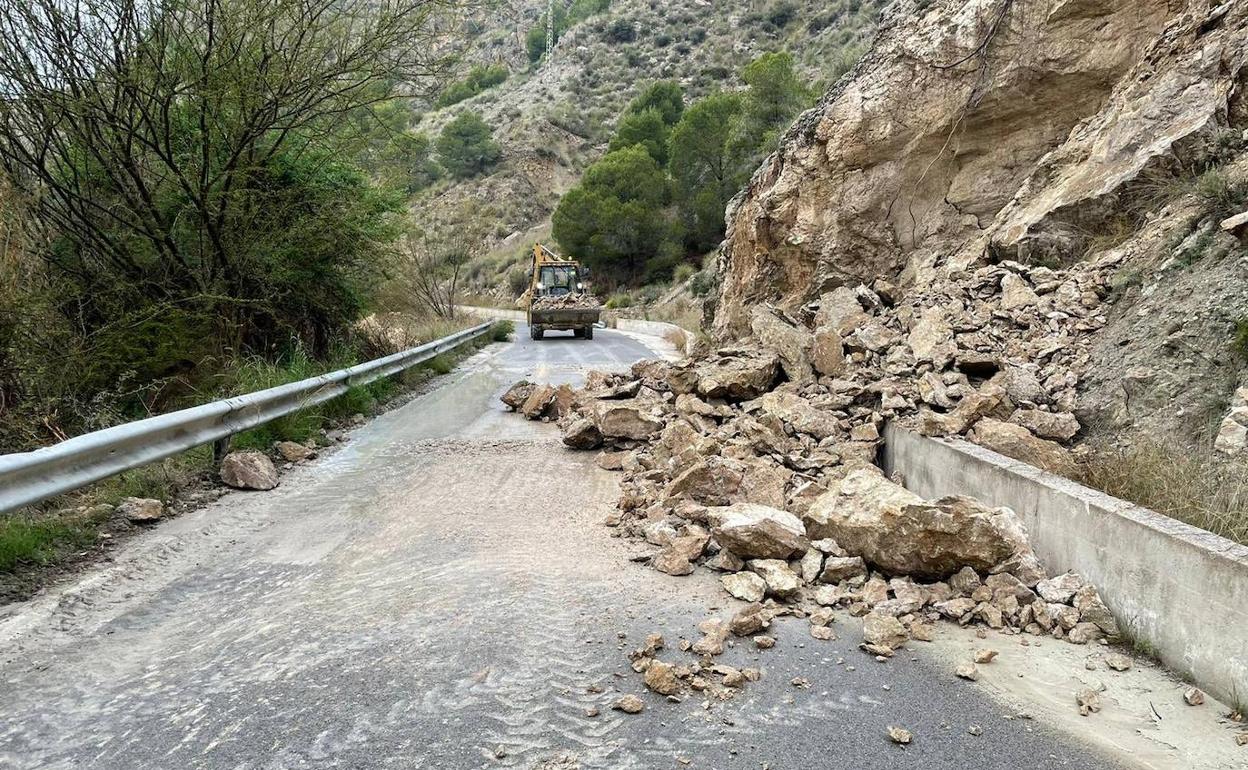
{"left": 544, "top": 0, "right": 554, "bottom": 60}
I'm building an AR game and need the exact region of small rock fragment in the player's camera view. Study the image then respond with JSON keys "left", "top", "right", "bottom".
{"left": 955, "top": 662, "right": 980, "bottom": 681}
{"left": 1105, "top": 653, "right": 1132, "bottom": 672}
{"left": 1076, "top": 689, "right": 1102, "bottom": 716}
{"left": 754, "top": 635, "right": 776, "bottom": 649}
{"left": 887, "top": 726, "right": 913, "bottom": 745}
{"left": 117, "top": 497, "right": 164, "bottom": 523}
{"left": 643, "top": 660, "right": 681, "bottom": 696}
{"left": 1184, "top": 687, "right": 1205, "bottom": 706}
{"left": 613, "top": 695, "right": 644, "bottom": 714}
{"left": 974, "top": 648, "right": 999, "bottom": 664}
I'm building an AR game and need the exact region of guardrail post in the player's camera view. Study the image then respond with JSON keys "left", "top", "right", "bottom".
{"left": 212, "top": 436, "right": 231, "bottom": 465}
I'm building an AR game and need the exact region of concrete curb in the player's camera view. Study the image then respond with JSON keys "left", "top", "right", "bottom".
{"left": 882, "top": 423, "right": 1248, "bottom": 705}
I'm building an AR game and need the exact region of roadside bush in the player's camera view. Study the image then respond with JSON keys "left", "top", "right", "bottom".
{"left": 1235, "top": 317, "right": 1248, "bottom": 360}
{"left": 1194, "top": 169, "right": 1248, "bottom": 221}
{"left": 437, "top": 112, "right": 502, "bottom": 179}
{"left": 491, "top": 320, "right": 515, "bottom": 341}
{"left": 605, "top": 293, "right": 633, "bottom": 308}
{"left": 673, "top": 263, "right": 697, "bottom": 284}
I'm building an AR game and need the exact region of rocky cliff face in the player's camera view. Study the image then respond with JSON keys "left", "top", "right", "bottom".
{"left": 716, "top": 0, "right": 1248, "bottom": 442}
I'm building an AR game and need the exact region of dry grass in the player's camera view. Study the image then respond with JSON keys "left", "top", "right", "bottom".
{"left": 1076, "top": 439, "right": 1248, "bottom": 545}
{"left": 644, "top": 297, "right": 703, "bottom": 334}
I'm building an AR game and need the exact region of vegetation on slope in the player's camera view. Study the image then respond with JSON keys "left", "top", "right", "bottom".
{"left": 551, "top": 54, "right": 813, "bottom": 289}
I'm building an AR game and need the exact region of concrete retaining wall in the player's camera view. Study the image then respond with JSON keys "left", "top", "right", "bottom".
{"left": 882, "top": 423, "right": 1248, "bottom": 705}
{"left": 608, "top": 317, "right": 692, "bottom": 354}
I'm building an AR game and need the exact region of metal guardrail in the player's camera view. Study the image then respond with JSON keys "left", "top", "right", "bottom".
{"left": 0, "top": 321, "right": 497, "bottom": 515}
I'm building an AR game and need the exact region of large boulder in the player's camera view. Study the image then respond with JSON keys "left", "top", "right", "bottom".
{"left": 907, "top": 307, "right": 956, "bottom": 367}
{"left": 917, "top": 383, "right": 1013, "bottom": 437}
{"left": 520, "top": 384, "right": 556, "bottom": 419}
{"left": 811, "top": 330, "right": 846, "bottom": 376}
{"left": 721, "top": 571, "right": 767, "bottom": 602}
{"left": 220, "top": 450, "right": 279, "bottom": 491}
{"left": 757, "top": 391, "right": 842, "bottom": 441}
{"left": 666, "top": 457, "right": 743, "bottom": 505}
{"left": 694, "top": 348, "right": 781, "bottom": 401}
{"left": 708, "top": 503, "right": 809, "bottom": 560}
{"left": 1214, "top": 386, "right": 1248, "bottom": 456}
{"left": 805, "top": 467, "right": 1033, "bottom": 580}
{"left": 1009, "top": 409, "right": 1080, "bottom": 442}
{"left": 748, "top": 559, "right": 802, "bottom": 598}
{"left": 562, "top": 418, "right": 603, "bottom": 449}
{"left": 750, "top": 306, "right": 814, "bottom": 382}
{"left": 814, "top": 287, "right": 870, "bottom": 336}
{"left": 500, "top": 380, "right": 535, "bottom": 410}
{"left": 593, "top": 403, "right": 663, "bottom": 440}
{"left": 970, "top": 418, "right": 1075, "bottom": 475}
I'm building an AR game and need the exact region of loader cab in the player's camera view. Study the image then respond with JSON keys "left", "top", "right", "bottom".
{"left": 535, "top": 264, "right": 581, "bottom": 297}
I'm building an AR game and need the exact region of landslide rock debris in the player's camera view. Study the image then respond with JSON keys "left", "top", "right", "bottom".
{"left": 530, "top": 293, "right": 602, "bottom": 311}
{"left": 500, "top": 346, "right": 1125, "bottom": 692}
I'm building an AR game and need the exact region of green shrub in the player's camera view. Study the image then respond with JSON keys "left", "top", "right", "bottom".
{"left": 1235, "top": 317, "right": 1248, "bottom": 360}
{"left": 437, "top": 112, "right": 502, "bottom": 179}
{"left": 491, "top": 320, "right": 515, "bottom": 341}
{"left": 605, "top": 19, "right": 636, "bottom": 43}
{"left": 605, "top": 293, "right": 633, "bottom": 308}
{"left": 424, "top": 353, "right": 455, "bottom": 375}
{"left": 673, "top": 263, "right": 697, "bottom": 284}
{"left": 435, "top": 64, "right": 509, "bottom": 108}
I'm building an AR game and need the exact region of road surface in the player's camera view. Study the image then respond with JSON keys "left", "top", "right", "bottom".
{"left": 0, "top": 326, "right": 1144, "bottom": 768}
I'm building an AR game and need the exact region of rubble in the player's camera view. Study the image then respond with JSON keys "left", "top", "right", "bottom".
{"left": 500, "top": 256, "right": 1137, "bottom": 697}
{"left": 530, "top": 293, "right": 602, "bottom": 310}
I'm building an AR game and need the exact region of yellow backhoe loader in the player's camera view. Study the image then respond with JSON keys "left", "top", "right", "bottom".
{"left": 525, "top": 244, "right": 601, "bottom": 340}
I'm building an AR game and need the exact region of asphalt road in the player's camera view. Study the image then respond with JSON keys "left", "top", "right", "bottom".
{"left": 0, "top": 325, "right": 1123, "bottom": 769}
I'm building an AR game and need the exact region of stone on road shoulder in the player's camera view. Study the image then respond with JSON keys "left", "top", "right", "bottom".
{"left": 0, "top": 325, "right": 1139, "bottom": 769}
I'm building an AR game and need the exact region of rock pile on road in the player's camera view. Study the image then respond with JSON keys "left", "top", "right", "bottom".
{"left": 501, "top": 257, "right": 1134, "bottom": 707}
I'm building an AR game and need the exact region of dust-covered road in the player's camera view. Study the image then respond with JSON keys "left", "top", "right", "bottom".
{"left": 0, "top": 326, "right": 1157, "bottom": 768}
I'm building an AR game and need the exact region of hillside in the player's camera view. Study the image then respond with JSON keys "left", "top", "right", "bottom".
{"left": 408, "top": 0, "right": 889, "bottom": 295}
